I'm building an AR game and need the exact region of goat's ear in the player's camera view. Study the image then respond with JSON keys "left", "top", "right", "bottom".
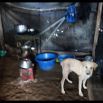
{"left": 93, "top": 62, "right": 98, "bottom": 71}
{"left": 82, "top": 62, "right": 87, "bottom": 67}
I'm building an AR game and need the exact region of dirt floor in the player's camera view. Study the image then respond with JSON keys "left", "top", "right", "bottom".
{"left": 0, "top": 56, "right": 88, "bottom": 101}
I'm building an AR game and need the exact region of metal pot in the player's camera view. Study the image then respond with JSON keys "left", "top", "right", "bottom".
{"left": 19, "top": 59, "right": 32, "bottom": 69}
{"left": 16, "top": 24, "right": 27, "bottom": 34}
{"left": 22, "top": 45, "right": 30, "bottom": 50}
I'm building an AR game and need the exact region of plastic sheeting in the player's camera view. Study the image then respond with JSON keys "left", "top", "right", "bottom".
{"left": 0, "top": 2, "right": 97, "bottom": 52}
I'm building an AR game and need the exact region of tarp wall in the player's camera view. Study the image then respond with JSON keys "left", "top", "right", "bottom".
{"left": 0, "top": 2, "right": 97, "bottom": 52}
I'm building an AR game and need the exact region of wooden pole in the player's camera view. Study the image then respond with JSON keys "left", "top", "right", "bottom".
{"left": 0, "top": 10, "right": 4, "bottom": 49}
{"left": 92, "top": 3, "right": 103, "bottom": 60}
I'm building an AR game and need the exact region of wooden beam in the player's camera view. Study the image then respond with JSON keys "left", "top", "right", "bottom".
{"left": 5, "top": 2, "right": 67, "bottom": 14}
{"left": 42, "top": 50, "right": 91, "bottom": 56}
{"left": 0, "top": 10, "right": 4, "bottom": 49}
{"left": 92, "top": 3, "right": 103, "bottom": 59}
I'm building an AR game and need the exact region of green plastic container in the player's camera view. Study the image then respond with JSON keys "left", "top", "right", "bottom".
{"left": 0, "top": 50, "right": 7, "bottom": 57}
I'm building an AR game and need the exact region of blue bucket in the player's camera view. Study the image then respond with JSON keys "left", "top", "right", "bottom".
{"left": 58, "top": 54, "right": 75, "bottom": 62}
{"left": 35, "top": 52, "right": 57, "bottom": 71}
{"left": 66, "top": 4, "right": 77, "bottom": 23}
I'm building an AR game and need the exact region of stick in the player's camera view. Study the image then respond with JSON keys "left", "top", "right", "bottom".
{"left": 92, "top": 3, "right": 103, "bottom": 59}
{"left": 39, "top": 17, "right": 65, "bottom": 35}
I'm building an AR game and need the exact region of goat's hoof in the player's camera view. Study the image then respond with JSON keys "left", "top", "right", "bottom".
{"left": 79, "top": 92, "right": 84, "bottom": 97}
{"left": 69, "top": 81, "right": 72, "bottom": 84}
{"left": 83, "top": 86, "right": 87, "bottom": 89}
{"left": 61, "top": 90, "right": 65, "bottom": 94}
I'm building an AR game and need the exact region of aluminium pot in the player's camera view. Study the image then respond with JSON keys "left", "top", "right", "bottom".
{"left": 16, "top": 24, "right": 27, "bottom": 34}
{"left": 19, "top": 59, "right": 32, "bottom": 69}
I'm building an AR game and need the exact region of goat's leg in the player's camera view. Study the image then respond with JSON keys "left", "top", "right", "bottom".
{"left": 61, "top": 73, "right": 72, "bottom": 94}
{"left": 61, "top": 63, "right": 71, "bottom": 94}
{"left": 78, "top": 76, "right": 84, "bottom": 97}
{"left": 66, "top": 78, "right": 72, "bottom": 84}
{"left": 83, "top": 78, "right": 88, "bottom": 89}
{"left": 66, "top": 71, "right": 72, "bottom": 84}
{"left": 61, "top": 77, "right": 66, "bottom": 94}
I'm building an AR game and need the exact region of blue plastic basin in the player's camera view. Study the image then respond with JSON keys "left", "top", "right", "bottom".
{"left": 35, "top": 52, "right": 57, "bottom": 71}
{"left": 58, "top": 54, "right": 75, "bottom": 62}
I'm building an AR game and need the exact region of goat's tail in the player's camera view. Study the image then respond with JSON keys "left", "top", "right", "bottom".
{"left": 60, "top": 61, "right": 64, "bottom": 68}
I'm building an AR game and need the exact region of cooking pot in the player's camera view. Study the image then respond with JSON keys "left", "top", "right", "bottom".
{"left": 22, "top": 45, "right": 31, "bottom": 50}
{"left": 16, "top": 24, "right": 27, "bottom": 34}
{"left": 19, "top": 59, "right": 32, "bottom": 69}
